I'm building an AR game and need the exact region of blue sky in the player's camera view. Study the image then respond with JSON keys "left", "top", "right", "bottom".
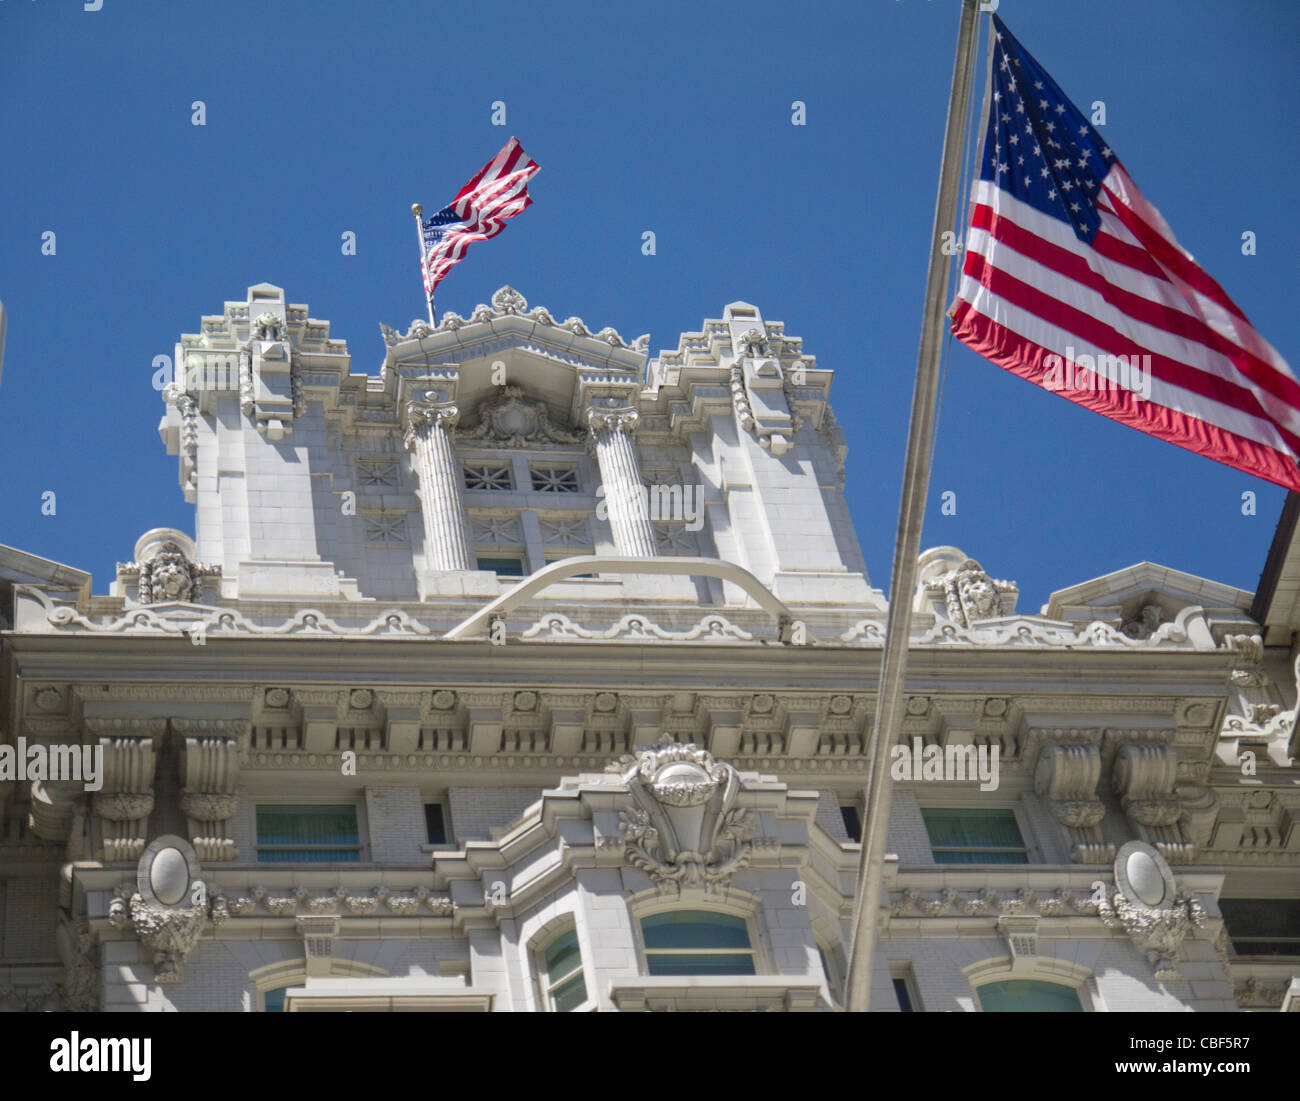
{"left": 1, "top": 0, "right": 1296, "bottom": 611}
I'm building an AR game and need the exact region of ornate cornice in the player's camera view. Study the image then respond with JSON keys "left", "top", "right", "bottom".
{"left": 382, "top": 286, "right": 641, "bottom": 352}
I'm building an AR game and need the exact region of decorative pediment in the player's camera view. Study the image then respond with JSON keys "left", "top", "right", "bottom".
{"left": 1043, "top": 562, "right": 1252, "bottom": 623}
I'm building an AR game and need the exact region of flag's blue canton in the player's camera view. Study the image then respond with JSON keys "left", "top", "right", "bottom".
{"left": 980, "top": 15, "right": 1118, "bottom": 244}
{"left": 422, "top": 205, "right": 463, "bottom": 250}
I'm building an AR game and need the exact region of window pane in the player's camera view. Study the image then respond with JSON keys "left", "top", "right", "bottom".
{"left": 892, "top": 976, "right": 914, "bottom": 1012}
{"left": 552, "top": 972, "right": 587, "bottom": 1012}
{"left": 463, "top": 465, "right": 513, "bottom": 490}
{"left": 544, "top": 930, "right": 582, "bottom": 983}
{"left": 1220, "top": 899, "right": 1300, "bottom": 955}
{"left": 264, "top": 987, "right": 288, "bottom": 1012}
{"left": 424, "top": 804, "right": 446, "bottom": 844}
{"left": 257, "top": 805, "right": 357, "bottom": 846}
{"left": 922, "top": 808, "right": 1025, "bottom": 849}
{"left": 642, "top": 911, "right": 750, "bottom": 950}
{"left": 531, "top": 467, "right": 579, "bottom": 493}
{"left": 646, "top": 953, "right": 756, "bottom": 976}
{"left": 256, "top": 849, "right": 360, "bottom": 864}
{"left": 933, "top": 850, "right": 1029, "bottom": 865}
{"left": 477, "top": 556, "right": 524, "bottom": 576}
{"left": 977, "top": 980, "right": 1082, "bottom": 1012}
{"left": 841, "top": 805, "right": 862, "bottom": 842}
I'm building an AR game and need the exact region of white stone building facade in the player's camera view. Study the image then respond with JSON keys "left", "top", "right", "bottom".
{"left": 0, "top": 283, "right": 1296, "bottom": 1012}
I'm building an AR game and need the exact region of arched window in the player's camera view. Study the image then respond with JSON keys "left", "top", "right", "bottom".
{"left": 640, "top": 911, "right": 755, "bottom": 976}
{"left": 976, "top": 979, "right": 1082, "bottom": 1012}
{"left": 540, "top": 927, "right": 588, "bottom": 1012}
{"left": 250, "top": 958, "right": 388, "bottom": 1013}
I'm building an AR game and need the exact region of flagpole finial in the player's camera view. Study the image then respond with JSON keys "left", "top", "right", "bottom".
{"left": 411, "top": 203, "right": 423, "bottom": 217}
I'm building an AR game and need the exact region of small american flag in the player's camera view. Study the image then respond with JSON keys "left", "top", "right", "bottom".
{"left": 950, "top": 15, "right": 1300, "bottom": 491}
{"left": 422, "top": 137, "right": 540, "bottom": 299}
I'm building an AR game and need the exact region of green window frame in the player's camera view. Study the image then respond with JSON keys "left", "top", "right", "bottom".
{"left": 922, "top": 807, "right": 1029, "bottom": 864}
{"left": 255, "top": 804, "right": 361, "bottom": 863}
{"left": 977, "top": 979, "right": 1083, "bottom": 1012}
{"left": 640, "top": 911, "right": 756, "bottom": 976}
{"left": 262, "top": 985, "right": 290, "bottom": 1012}
{"left": 541, "top": 928, "right": 588, "bottom": 1012}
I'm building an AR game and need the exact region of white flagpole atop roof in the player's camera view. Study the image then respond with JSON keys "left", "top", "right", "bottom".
{"left": 411, "top": 203, "right": 437, "bottom": 326}
{"left": 842, "top": 0, "right": 985, "bottom": 1012}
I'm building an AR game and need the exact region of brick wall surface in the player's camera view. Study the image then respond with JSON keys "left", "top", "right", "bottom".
{"left": 448, "top": 787, "right": 542, "bottom": 843}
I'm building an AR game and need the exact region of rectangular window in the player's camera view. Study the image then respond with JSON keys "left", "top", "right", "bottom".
{"left": 641, "top": 911, "right": 756, "bottom": 976}
{"left": 256, "top": 805, "right": 360, "bottom": 863}
{"left": 530, "top": 466, "right": 580, "bottom": 493}
{"left": 542, "top": 929, "right": 588, "bottom": 1012}
{"left": 1219, "top": 899, "right": 1300, "bottom": 956}
{"left": 840, "top": 803, "right": 862, "bottom": 843}
{"left": 922, "top": 808, "right": 1029, "bottom": 864}
{"left": 463, "top": 464, "right": 513, "bottom": 491}
{"left": 477, "top": 556, "right": 525, "bottom": 576}
{"left": 890, "top": 965, "right": 921, "bottom": 1012}
{"left": 424, "top": 803, "right": 447, "bottom": 845}
{"left": 892, "top": 977, "right": 914, "bottom": 1013}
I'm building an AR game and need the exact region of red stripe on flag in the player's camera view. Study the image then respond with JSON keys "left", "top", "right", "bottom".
{"left": 424, "top": 138, "right": 540, "bottom": 297}
{"left": 959, "top": 250, "right": 1300, "bottom": 453}
{"left": 950, "top": 299, "right": 1300, "bottom": 491}
{"left": 969, "top": 203, "right": 1300, "bottom": 414}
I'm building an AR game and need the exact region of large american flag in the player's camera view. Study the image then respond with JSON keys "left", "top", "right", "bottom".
{"left": 422, "top": 137, "right": 540, "bottom": 300}
{"left": 950, "top": 16, "right": 1300, "bottom": 491}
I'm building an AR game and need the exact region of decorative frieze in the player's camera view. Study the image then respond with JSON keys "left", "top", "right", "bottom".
{"left": 208, "top": 885, "right": 455, "bottom": 919}
{"left": 889, "top": 886, "right": 1103, "bottom": 918}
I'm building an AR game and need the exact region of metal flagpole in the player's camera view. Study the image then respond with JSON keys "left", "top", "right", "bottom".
{"left": 411, "top": 203, "right": 436, "bottom": 326}
{"left": 842, "top": 0, "right": 984, "bottom": 1012}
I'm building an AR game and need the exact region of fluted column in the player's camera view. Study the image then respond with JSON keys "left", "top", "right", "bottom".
{"left": 405, "top": 397, "right": 475, "bottom": 571}
{"left": 588, "top": 401, "right": 657, "bottom": 557}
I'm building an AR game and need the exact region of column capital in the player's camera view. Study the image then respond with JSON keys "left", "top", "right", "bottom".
{"left": 404, "top": 394, "right": 461, "bottom": 450}
{"left": 586, "top": 399, "right": 639, "bottom": 438}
